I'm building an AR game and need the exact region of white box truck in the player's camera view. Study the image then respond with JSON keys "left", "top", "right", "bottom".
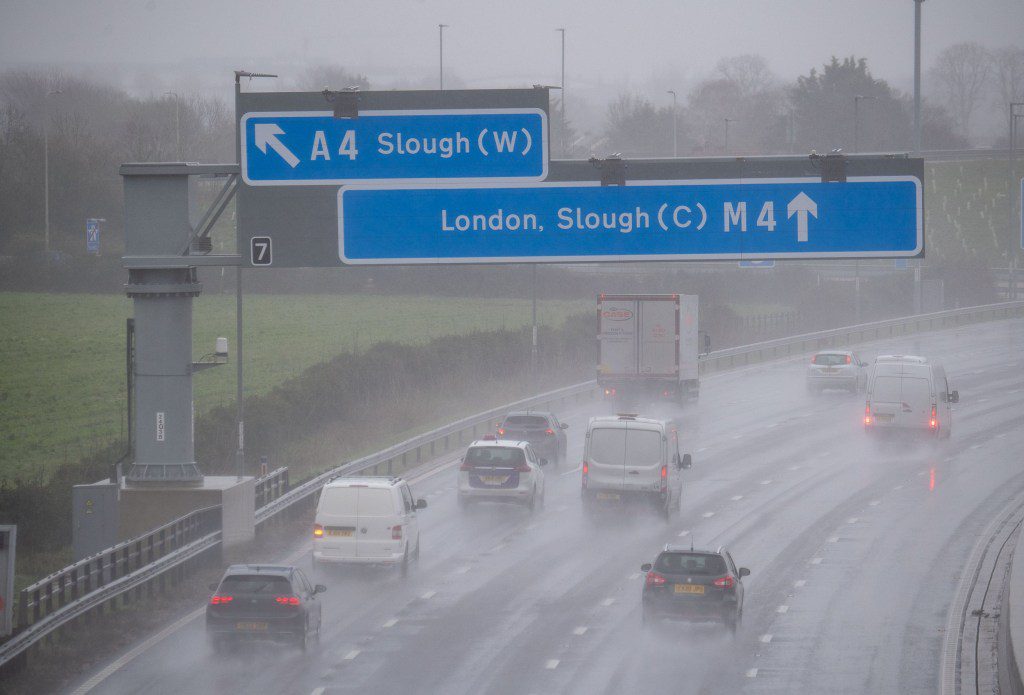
{"left": 597, "top": 294, "right": 701, "bottom": 404}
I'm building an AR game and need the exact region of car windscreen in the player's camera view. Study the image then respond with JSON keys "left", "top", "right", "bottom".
{"left": 901, "top": 377, "right": 931, "bottom": 403}
{"left": 871, "top": 376, "right": 902, "bottom": 403}
{"left": 588, "top": 428, "right": 662, "bottom": 466}
{"left": 655, "top": 553, "right": 727, "bottom": 575}
{"left": 813, "top": 353, "right": 848, "bottom": 366}
{"left": 219, "top": 575, "right": 292, "bottom": 595}
{"left": 357, "top": 488, "right": 398, "bottom": 517}
{"left": 465, "top": 446, "right": 526, "bottom": 468}
{"left": 503, "top": 415, "right": 548, "bottom": 427}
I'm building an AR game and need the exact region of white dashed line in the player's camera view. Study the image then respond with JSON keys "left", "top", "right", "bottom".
{"left": 382, "top": 618, "right": 398, "bottom": 628}
{"left": 678, "top": 530, "right": 690, "bottom": 537}
{"left": 702, "top": 511, "right": 715, "bottom": 518}
{"left": 760, "top": 634, "right": 773, "bottom": 643}
{"left": 697, "top": 447, "right": 709, "bottom": 453}
{"left": 827, "top": 537, "right": 839, "bottom": 543}
{"left": 490, "top": 543, "right": 508, "bottom": 553}
{"left": 343, "top": 650, "right": 360, "bottom": 660}
{"left": 777, "top": 605, "right": 789, "bottom": 613}
{"left": 746, "top": 668, "right": 759, "bottom": 678}
{"left": 311, "top": 688, "right": 325, "bottom": 695}
{"left": 810, "top": 557, "right": 823, "bottom": 565}
{"left": 546, "top": 659, "right": 560, "bottom": 670}
{"left": 970, "top": 444, "right": 983, "bottom": 450}
{"left": 573, "top": 626, "right": 588, "bottom": 635}
{"left": 869, "top": 500, "right": 880, "bottom": 506}
{"left": 561, "top": 466, "right": 582, "bottom": 476}
{"left": 629, "top": 572, "right": 640, "bottom": 580}
{"left": 788, "top": 465, "right": 801, "bottom": 471}
{"left": 794, "top": 579, "right": 806, "bottom": 588}
{"left": 455, "top": 565, "right": 471, "bottom": 574}
{"left": 731, "top": 434, "right": 743, "bottom": 440}
{"left": 421, "top": 590, "right": 436, "bottom": 600}
{"left": 760, "top": 479, "right": 772, "bottom": 485}
{"left": 730, "top": 495, "right": 744, "bottom": 501}
{"left": 601, "top": 598, "right": 616, "bottom": 607}
{"left": 847, "top": 517, "right": 858, "bottom": 524}
{"left": 893, "top": 485, "right": 904, "bottom": 490}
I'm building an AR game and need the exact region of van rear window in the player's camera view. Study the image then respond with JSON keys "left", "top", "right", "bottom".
{"left": 357, "top": 489, "right": 398, "bottom": 517}
{"left": 589, "top": 428, "right": 662, "bottom": 466}
{"left": 871, "top": 376, "right": 902, "bottom": 402}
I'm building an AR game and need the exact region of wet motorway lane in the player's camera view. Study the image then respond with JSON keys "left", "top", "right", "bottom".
{"left": 79, "top": 318, "right": 1024, "bottom": 695}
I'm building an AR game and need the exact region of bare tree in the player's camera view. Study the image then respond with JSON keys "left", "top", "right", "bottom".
{"left": 991, "top": 46, "right": 1024, "bottom": 129}
{"left": 930, "top": 42, "right": 992, "bottom": 139}
{"left": 715, "top": 54, "right": 776, "bottom": 98}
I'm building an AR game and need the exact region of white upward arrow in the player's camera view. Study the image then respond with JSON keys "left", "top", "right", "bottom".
{"left": 787, "top": 192, "right": 818, "bottom": 242}
{"left": 254, "top": 123, "right": 300, "bottom": 168}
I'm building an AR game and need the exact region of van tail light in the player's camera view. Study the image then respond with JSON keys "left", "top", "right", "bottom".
{"left": 545, "top": 428, "right": 555, "bottom": 436}
{"left": 929, "top": 406, "right": 938, "bottom": 430}
{"left": 811, "top": 355, "right": 818, "bottom": 364}
{"left": 210, "top": 595, "right": 233, "bottom": 605}
{"left": 864, "top": 403, "right": 872, "bottom": 426}
{"left": 582, "top": 461, "right": 589, "bottom": 488}
{"left": 313, "top": 523, "right": 324, "bottom": 538}
{"left": 660, "top": 464, "right": 668, "bottom": 492}
{"left": 713, "top": 575, "right": 735, "bottom": 589}
{"left": 275, "top": 596, "right": 300, "bottom": 606}
{"left": 392, "top": 524, "right": 403, "bottom": 540}
{"left": 604, "top": 387, "right": 616, "bottom": 397}
{"left": 497, "top": 428, "right": 506, "bottom": 437}
{"left": 645, "top": 571, "right": 667, "bottom": 587}
{"left": 845, "top": 355, "right": 851, "bottom": 364}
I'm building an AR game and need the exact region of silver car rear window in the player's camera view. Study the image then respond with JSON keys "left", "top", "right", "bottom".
{"left": 589, "top": 428, "right": 662, "bottom": 466}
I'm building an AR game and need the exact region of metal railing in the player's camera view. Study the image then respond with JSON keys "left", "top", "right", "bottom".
{"left": 3, "top": 299, "right": 1022, "bottom": 672}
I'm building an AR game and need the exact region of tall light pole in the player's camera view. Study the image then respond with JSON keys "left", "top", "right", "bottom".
{"left": 1010, "top": 102, "right": 1024, "bottom": 298}
{"left": 853, "top": 94, "right": 875, "bottom": 153}
{"left": 439, "top": 24, "right": 449, "bottom": 90}
{"left": 913, "top": 0, "right": 925, "bottom": 154}
{"left": 667, "top": 90, "right": 678, "bottom": 157}
{"left": 723, "top": 118, "right": 734, "bottom": 154}
{"left": 164, "top": 91, "right": 180, "bottom": 160}
{"left": 557, "top": 28, "right": 566, "bottom": 156}
{"left": 43, "top": 89, "right": 62, "bottom": 255}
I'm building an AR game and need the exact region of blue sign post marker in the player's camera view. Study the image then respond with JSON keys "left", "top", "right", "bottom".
{"left": 85, "top": 218, "right": 100, "bottom": 254}
{"left": 337, "top": 177, "right": 922, "bottom": 265}
{"left": 241, "top": 109, "right": 548, "bottom": 186}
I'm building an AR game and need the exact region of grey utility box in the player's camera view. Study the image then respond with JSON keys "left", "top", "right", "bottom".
{"left": 0, "top": 525, "right": 14, "bottom": 638}
{"left": 72, "top": 482, "right": 120, "bottom": 561}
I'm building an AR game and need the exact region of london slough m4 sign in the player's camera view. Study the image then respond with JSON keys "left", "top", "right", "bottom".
{"left": 336, "top": 177, "right": 922, "bottom": 264}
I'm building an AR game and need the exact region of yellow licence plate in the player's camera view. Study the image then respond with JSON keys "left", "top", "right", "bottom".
{"left": 327, "top": 529, "right": 353, "bottom": 537}
{"left": 596, "top": 492, "right": 620, "bottom": 501}
{"left": 481, "top": 475, "right": 509, "bottom": 485}
{"left": 674, "top": 584, "right": 704, "bottom": 595}
{"left": 235, "top": 621, "right": 268, "bottom": 631}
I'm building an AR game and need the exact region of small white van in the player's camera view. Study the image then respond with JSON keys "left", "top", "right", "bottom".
{"left": 312, "top": 477, "right": 426, "bottom": 574}
{"left": 864, "top": 355, "right": 959, "bottom": 438}
{"left": 581, "top": 414, "right": 692, "bottom": 518}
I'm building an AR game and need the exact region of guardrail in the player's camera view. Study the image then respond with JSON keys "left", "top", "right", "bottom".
{"left": 4, "top": 298, "right": 1023, "bottom": 673}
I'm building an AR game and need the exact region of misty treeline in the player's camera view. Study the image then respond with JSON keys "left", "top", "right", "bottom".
{"left": 597, "top": 44, "right": 1024, "bottom": 159}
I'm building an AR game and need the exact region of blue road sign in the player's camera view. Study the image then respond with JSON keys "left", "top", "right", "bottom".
{"left": 738, "top": 260, "right": 775, "bottom": 268}
{"left": 85, "top": 218, "right": 100, "bottom": 254}
{"left": 337, "top": 177, "right": 922, "bottom": 265}
{"left": 240, "top": 109, "right": 548, "bottom": 186}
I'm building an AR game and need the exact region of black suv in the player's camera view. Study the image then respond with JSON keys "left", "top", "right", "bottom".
{"left": 497, "top": 411, "right": 568, "bottom": 466}
{"left": 641, "top": 546, "right": 749, "bottom": 632}
{"left": 206, "top": 564, "right": 325, "bottom": 651}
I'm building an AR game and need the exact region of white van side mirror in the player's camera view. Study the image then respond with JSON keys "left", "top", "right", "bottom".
{"left": 415, "top": 498, "right": 428, "bottom": 510}
{"left": 681, "top": 453, "right": 692, "bottom": 470}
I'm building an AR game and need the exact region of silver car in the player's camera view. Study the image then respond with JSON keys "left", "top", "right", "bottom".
{"left": 807, "top": 350, "right": 867, "bottom": 393}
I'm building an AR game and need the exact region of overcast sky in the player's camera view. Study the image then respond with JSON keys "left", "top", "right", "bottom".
{"left": 2, "top": 0, "right": 1022, "bottom": 106}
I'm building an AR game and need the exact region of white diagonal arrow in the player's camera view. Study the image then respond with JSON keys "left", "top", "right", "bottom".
{"left": 254, "top": 123, "right": 300, "bottom": 168}
{"left": 787, "top": 192, "right": 818, "bottom": 242}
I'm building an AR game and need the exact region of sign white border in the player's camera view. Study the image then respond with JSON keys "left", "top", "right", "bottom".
{"left": 240, "top": 108, "right": 549, "bottom": 186}
{"left": 337, "top": 176, "right": 924, "bottom": 265}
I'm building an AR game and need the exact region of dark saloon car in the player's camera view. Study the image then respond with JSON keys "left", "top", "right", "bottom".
{"left": 206, "top": 564, "right": 325, "bottom": 651}
{"left": 496, "top": 410, "right": 568, "bottom": 466}
{"left": 641, "top": 546, "right": 749, "bottom": 632}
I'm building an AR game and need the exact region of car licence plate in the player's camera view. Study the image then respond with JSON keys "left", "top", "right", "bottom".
{"left": 674, "top": 584, "right": 704, "bottom": 595}
{"left": 235, "top": 621, "right": 268, "bottom": 631}
{"left": 327, "top": 529, "right": 353, "bottom": 537}
{"left": 874, "top": 413, "right": 894, "bottom": 423}
{"left": 482, "top": 475, "right": 509, "bottom": 485}
{"left": 596, "top": 492, "right": 620, "bottom": 501}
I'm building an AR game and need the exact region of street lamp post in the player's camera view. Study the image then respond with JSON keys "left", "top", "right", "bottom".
{"left": 557, "top": 28, "right": 566, "bottom": 157}
{"left": 723, "top": 118, "right": 734, "bottom": 154}
{"left": 667, "top": 90, "right": 678, "bottom": 157}
{"left": 438, "top": 24, "right": 449, "bottom": 90}
{"left": 1009, "top": 102, "right": 1024, "bottom": 298}
{"left": 164, "top": 91, "right": 180, "bottom": 160}
{"left": 853, "top": 94, "right": 875, "bottom": 153}
{"left": 913, "top": 0, "right": 925, "bottom": 154}
{"left": 43, "top": 89, "right": 62, "bottom": 255}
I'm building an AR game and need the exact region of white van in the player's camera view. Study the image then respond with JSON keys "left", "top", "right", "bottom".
{"left": 312, "top": 477, "right": 426, "bottom": 574}
{"left": 581, "top": 414, "right": 692, "bottom": 518}
{"left": 864, "top": 355, "right": 959, "bottom": 438}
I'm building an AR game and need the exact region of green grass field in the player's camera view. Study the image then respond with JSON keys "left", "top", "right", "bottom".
{"left": 0, "top": 292, "right": 589, "bottom": 483}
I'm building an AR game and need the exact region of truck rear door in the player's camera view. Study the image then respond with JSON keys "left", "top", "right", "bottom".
{"left": 638, "top": 299, "right": 678, "bottom": 377}
{"left": 598, "top": 298, "right": 638, "bottom": 377}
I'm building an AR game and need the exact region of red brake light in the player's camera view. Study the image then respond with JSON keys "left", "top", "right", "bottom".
{"left": 313, "top": 523, "right": 323, "bottom": 538}
{"left": 497, "top": 428, "right": 506, "bottom": 436}
{"left": 845, "top": 355, "right": 851, "bottom": 364}
{"left": 514, "top": 460, "right": 531, "bottom": 473}
{"left": 864, "top": 403, "right": 872, "bottom": 426}
{"left": 275, "top": 596, "right": 300, "bottom": 606}
{"left": 713, "top": 575, "right": 735, "bottom": 589}
{"left": 210, "top": 595, "right": 233, "bottom": 605}
{"left": 545, "top": 428, "right": 554, "bottom": 436}
{"left": 582, "top": 462, "right": 589, "bottom": 475}
{"left": 660, "top": 464, "right": 668, "bottom": 492}
{"left": 660, "top": 465, "right": 668, "bottom": 479}
{"left": 645, "top": 571, "right": 667, "bottom": 587}
{"left": 930, "top": 406, "right": 937, "bottom": 429}
{"left": 392, "top": 524, "right": 403, "bottom": 540}
{"left": 811, "top": 355, "right": 818, "bottom": 364}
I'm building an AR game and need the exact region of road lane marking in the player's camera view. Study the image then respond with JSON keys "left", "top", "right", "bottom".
{"left": 760, "top": 634, "right": 773, "bottom": 643}
{"left": 561, "top": 466, "right": 582, "bottom": 476}
{"left": 601, "top": 598, "right": 615, "bottom": 607}
{"left": 760, "top": 479, "right": 772, "bottom": 485}
{"left": 893, "top": 485, "right": 904, "bottom": 490}
{"left": 810, "top": 557, "right": 823, "bottom": 564}
{"left": 383, "top": 618, "right": 398, "bottom": 628}
{"left": 697, "top": 447, "right": 709, "bottom": 453}
{"left": 777, "top": 605, "right": 789, "bottom": 613}
{"left": 794, "top": 580, "right": 806, "bottom": 588}
{"left": 827, "top": 537, "right": 839, "bottom": 543}
{"left": 788, "top": 465, "right": 801, "bottom": 471}
{"left": 546, "top": 659, "right": 560, "bottom": 670}
{"left": 573, "top": 626, "right": 588, "bottom": 635}
{"left": 746, "top": 668, "right": 759, "bottom": 678}
{"left": 678, "top": 530, "right": 690, "bottom": 537}
{"left": 629, "top": 572, "right": 640, "bottom": 580}
{"left": 847, "top": 517, "right": 858, "bottom": 524}
{"left": 421, "top": 590, "right": 436, "bottom": 600}
{"left": 869, "top": 500, "right": 880, "bottom": 506}
{"left": 343, "top": 650, "right": 360, "bottom": 660}
{"left": 702, "top": 511, "right": 715, "bottom": 518}
{"left": 455, "top": 565, "right": 471, "bottom": 574}
{"left": 311, "top": 688, "right": 325, "bottom": 695}
{"left": 731, "top": 495, "right": 743, "bottom": 501}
